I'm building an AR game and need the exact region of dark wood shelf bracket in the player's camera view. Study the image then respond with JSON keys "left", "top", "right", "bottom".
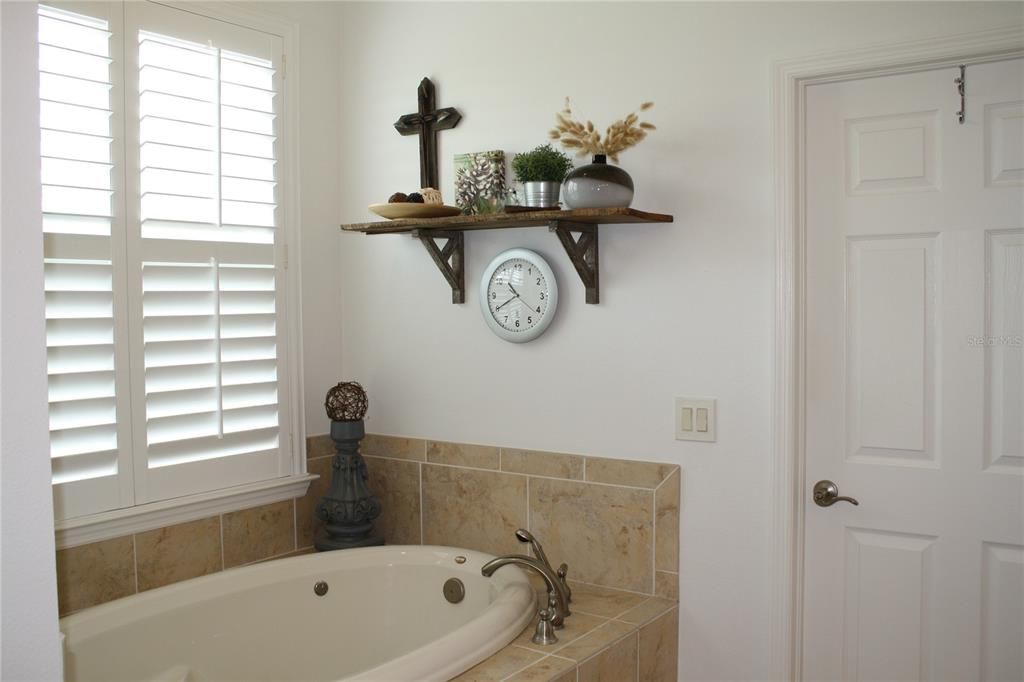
{"left": 550, "top": 220, "right": 599, "bottom": 304}
{"left": 342, "top": 208, "right": 672, "bottom": 305}
{"left": 414, "top": 229, "right": 465, "bottom": 303}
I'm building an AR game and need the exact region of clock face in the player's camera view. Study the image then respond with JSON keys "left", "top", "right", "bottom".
{"left": 479, "top": 249, "right": 558, "bottom": 343}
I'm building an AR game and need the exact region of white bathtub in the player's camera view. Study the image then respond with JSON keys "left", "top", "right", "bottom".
{"left": 60, "top": 546, "right": 535, "bottom": 682}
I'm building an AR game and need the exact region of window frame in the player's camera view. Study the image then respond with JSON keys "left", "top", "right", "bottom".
{"left": 49, "top": 0, "right": 309, "bottom": 550}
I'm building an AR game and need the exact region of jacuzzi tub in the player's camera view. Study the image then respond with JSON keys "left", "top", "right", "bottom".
{"left": 60, "top": 545, "right": 535, "bottom": 681}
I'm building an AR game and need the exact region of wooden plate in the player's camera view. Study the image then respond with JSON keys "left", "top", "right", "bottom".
{"left": 368, "top": 203, "right": 462, "bottom": 220}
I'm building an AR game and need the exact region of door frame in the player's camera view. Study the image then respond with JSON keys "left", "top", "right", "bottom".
{"left": 768, "top": 24, "right": 1024, "bottom": 681}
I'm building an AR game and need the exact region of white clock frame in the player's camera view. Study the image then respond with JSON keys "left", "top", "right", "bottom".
{"left": 479, "top": 248, "right": 558, "bottom": 343}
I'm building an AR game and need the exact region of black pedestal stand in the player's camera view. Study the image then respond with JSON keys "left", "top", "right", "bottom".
{"left": 314, "top": 419, "right": 384, "bottom": 551}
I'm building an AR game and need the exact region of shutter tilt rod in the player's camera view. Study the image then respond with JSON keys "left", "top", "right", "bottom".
{"left": 955, "top": 65, "right": 966, "bottom": 125}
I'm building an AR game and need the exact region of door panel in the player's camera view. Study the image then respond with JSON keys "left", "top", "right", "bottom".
{"left": 804, "top": 58, "right": 1024, "bottom": 682}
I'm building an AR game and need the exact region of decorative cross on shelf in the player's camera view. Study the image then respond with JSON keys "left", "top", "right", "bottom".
{"left": 393, "top": 77, "right": 461, "bottom": 189}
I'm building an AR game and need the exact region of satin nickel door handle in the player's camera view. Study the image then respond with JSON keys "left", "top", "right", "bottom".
{"left": 813, "top": 480, "right": 859, "bottom": 507}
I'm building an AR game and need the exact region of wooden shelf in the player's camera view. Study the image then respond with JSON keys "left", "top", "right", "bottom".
{"left": 339, "top": 207, "right": 673, "bottom": 304}
{"left": 340, "top": 207, "right": 672, "bottom": 234}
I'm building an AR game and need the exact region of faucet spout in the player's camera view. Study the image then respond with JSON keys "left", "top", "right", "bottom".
{"left": 515, "top": 529, "right": 572, "bottom": 607}
{"left": 481, "top": 554, "right": 569, "bottom": 627}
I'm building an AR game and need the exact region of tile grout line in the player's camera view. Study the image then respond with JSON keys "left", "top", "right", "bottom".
{"left": 291, "top": 498, "right": 298, "bottom": 552}
{"left": 218, "top": 513, "right": 226, "bottom": 570}
{"left": 497, "top": 652, "right": 551, "bottom": 681}
{"left": 418, "top": 461, "right": 424, "bottom": 544}
{"left": 526, "top": 476, "right": 531, "bottom": 532}
{"left": 130, "top": 534, "right": 139, "bottom": 594}
{"left": 574, "top": 627, "right": 639, "bottom": 669}
{"left": 636, "top": 627, "right": 641, "bottom": 681}
{"left": 411, "top": 459, "right": 660, "bottom": 492}
{"left": 651, "top": 485, "right": 657, "bottom": 596}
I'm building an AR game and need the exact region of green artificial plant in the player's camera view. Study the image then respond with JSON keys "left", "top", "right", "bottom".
{"left": 511, "top": 144, "right": 575, "bottom": 183}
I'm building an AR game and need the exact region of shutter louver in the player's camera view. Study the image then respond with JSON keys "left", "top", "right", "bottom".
{"left": 40, "top": 2, "right": 291, "bottom": 521}
{"left": 133, "top": 25, "right": 282, "bottom": 501}
{"left": 40, "top": 5, "right": 130, "bottom": 517}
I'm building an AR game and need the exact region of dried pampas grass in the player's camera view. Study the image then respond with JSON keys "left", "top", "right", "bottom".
{"left": 549, "top": 98, "right": 656, "bottom": 163}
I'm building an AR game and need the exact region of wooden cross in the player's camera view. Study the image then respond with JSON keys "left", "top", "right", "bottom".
{"left": 393, "top": 77, "right": 461, "bottom": 190}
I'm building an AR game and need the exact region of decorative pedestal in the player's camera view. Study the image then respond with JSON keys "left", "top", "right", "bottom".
{"left": 314, "top": 419, "right": 384, "bottom": 551}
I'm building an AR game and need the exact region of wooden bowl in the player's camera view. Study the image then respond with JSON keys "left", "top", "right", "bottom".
{"left": 368, "top": 203, "right": 462, "bottom": 220}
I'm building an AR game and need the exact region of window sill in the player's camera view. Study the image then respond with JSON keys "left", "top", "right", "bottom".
{"left": 55, "top": 474, "right": 317, "bottom": 549}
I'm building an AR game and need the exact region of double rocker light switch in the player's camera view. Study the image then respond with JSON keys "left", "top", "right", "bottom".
{"left": 675, "top": 397, "right": 716, "bottom": 442}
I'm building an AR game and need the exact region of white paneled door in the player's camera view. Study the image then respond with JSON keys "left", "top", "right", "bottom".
{"left": 804, "top": 58, "right": 1023, "bottom": 681}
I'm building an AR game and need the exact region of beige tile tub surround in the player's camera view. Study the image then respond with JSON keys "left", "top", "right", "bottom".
{"left": 57, "top": 433, "right": 680, "bottom": 681}
{"left": 454, "top": 585, "right": 678, "bottom": 682}
{"left": 54, "top": 498, "right": 305, "bottom": 616}
{"left": 135, "top": 517, "right": 221, "bottom": 591}
{"left": 314, "top": 434, "right": 681, "bottom": 597}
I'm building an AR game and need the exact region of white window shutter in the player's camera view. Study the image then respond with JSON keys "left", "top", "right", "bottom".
{"left": 40, "top": 4, "right": 135, "bottom": 519}
{"left": 125, "top": 3, "right": 287, "bottom": 503}
{"left": 40, "top": 1, "right": 293, "bottom": 520}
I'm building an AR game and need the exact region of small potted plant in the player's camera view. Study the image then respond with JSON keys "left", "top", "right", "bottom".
{"left": 511, "top": 144, "right": 574, "bottom": 208}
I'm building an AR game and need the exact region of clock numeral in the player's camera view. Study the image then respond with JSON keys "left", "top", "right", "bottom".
{"left": 539, "top": 292, "right": 545, "bottom": 300}
{"left": 527, "top": 316, "right": 533, "bottom": 324}
{"left": 536, "top": 306, "right": 541, "bottom": 313}
{"left": 536, "top": 278, "right": 541, "bottom": 285}
{"left": 491, "top": 292, "right": 496, "bottom": 299}
{"left": 515, "top": 320, "right": 520, "bottom": 328}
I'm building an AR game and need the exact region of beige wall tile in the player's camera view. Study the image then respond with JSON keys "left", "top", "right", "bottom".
{"left": 56, "top": 535, "right": 135, "bottom": 615}
{"left": 638, "top": 608, "right": 679, "bottom": 682}
{"left": 567, "top": 582, "right": 648, "bottom": 619}
{"left": 500, "top": 448, "right": 585, "bottom": 480}
{"left": 505, "top": 655, "right": 577, "bottom": 682}
{"left": 578, "top": 631, "right": 638, "bottom": 682}
{"left": 135, "top": 517, "right": 221, "bottom": 592}
{"left": 554, "top": 620, "right": 635, "bottom": 663}
{"left": 222, "top": 500, "right": 295, "bottom": 568}
{"left": 362, "top": 433, "right": 425, "bottom": 461}
{"left": 531, "top": 478, "right": 654, "bottom": 593}
{"left": 654, "top": 571, "right": 679, "bottom": 600}
{"left": 515, "top": 611, "right": 608, "bottom": 653}
{"left": 585, "top": 458, "right": 677, "bottom": 489}
{"left": 655, "top": 469, "right": 680, "bottom": 572}
{"left": 422, "top": 464, "right": 526, "bottom": 556}
{"left": 297, "top": 455, "right": 333, "bottom": 548}
{"left": 306, "top": 434, "right": 334, "bottom": 460}
{"left": 451, "top": 645, "right": 544, "bottom": 681}
{"left": 365, "top": 455, "right": 421, "bottom": 545}
{"left": 617, "top": 598, "right": 676, "bottom": 626}
{"left": 427, "top": 441, "right": 499, "bottom": 469}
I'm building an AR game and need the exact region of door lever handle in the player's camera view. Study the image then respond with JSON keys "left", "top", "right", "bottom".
{"left": 813, "top": 480, "right": 859, "bottom": 507}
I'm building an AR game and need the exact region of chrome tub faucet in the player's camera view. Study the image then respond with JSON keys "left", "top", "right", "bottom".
{"left": 515, "top": 529, "right": 572, "bottom": 609}
{"left": 481, "top": 530, "right": 572, "bottom": 645}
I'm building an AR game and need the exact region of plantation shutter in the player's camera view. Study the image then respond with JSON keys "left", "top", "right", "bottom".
{"left": 40, "top": 1, "right": 292, "bottom": 521}
{"left": 125, "top": 2, "right": 286, "bottom": 502}
{"left": 40, "top": 3, "right": 135, "bottom": 519}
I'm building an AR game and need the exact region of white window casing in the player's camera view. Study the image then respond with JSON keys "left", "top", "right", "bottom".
{"left": 40, "top": 0, "right": 309, "bottom": 547}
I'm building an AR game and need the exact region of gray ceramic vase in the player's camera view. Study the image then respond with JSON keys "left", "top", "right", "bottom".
{"left": 561, "top": 155, "right": 634, "bottom": 209}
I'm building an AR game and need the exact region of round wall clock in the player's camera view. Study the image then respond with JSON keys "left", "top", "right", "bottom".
{"left": 479, "top": 248, "right": 558, "bottom": 343}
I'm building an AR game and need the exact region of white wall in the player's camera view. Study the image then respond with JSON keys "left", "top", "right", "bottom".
{"left": 1, "top": 2, "right": 64, "bottom": 678}
{"left": 332, "top": 3, "right": 1023, "bottom": 679}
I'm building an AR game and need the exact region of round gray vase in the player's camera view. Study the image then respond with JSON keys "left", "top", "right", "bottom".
{"left": 522, "top": 181, "right": 561, "bottom": 208}
{"left": 562, "top": 155, "right": 634, "bottom": 209}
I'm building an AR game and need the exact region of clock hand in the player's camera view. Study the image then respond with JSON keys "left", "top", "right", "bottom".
{"left": 508, "top": 283, "right": 520, "bottom": 298}
{"left": 494, "top": 297, "right": 515, "bottom": 312}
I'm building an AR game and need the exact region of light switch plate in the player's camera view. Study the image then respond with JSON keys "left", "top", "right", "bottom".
{"left": 675, "top": 397, "right": 716, "bottom": 442}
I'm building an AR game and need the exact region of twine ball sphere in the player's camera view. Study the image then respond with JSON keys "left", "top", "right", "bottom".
{"left": 324, "top": 382, "right": 368, "bottom": 421}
